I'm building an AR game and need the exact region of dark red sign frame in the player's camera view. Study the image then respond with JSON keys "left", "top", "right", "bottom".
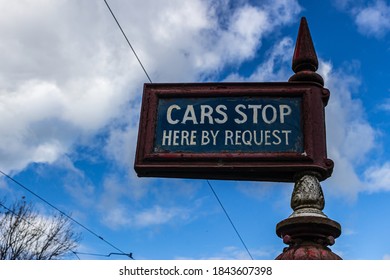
{"left": 134, "top": 82, "right": 333, "bottom": 182}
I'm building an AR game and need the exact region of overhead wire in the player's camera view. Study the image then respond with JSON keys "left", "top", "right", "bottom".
{"left": 103, "top": 0, "right": 152, "bottom": 83}
{"left": 102, "top": 0, "right": 254, "bottom": 260}
{"left": 0, "top": 200, "right": 133, "bottom": 260}
{"left": 0, "top": 170, "right": 133, "bottom": 259}
{"left": 206, "top": 181, "right": 254, "bottom": 260}
{"left": 73, "top": 252, "right": 134, "bottom": 259}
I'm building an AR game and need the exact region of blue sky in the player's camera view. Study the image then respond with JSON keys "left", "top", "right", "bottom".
{"left": 0, "top": 0, "right": 390, "bottom": 260}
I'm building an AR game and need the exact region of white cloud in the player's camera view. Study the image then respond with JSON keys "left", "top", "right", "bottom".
{"left": 332, "top": 0, "right": 357, "bottom": 10}
{"left": 217, "top": 6, "right": 269, "bottom": 62}
{"left": 199, "top": 246, "right": 274, "bottom": 260}
{"left": 97, "top": 172, "right": 204, "bottom": 229}
{"left": 144, "top": 0, "right": 301, "bottom": 79}
{"left": 133, "top": 205, "right": 190, "bottom": 228}
{"left": 321, "top": 63, "right": 380, "bottom": 199}
{"left": 104, "top": 122, "right": 139, "bottom": 171}
{"left": 0, "top": 0, "right": 301, "bottom": 176}
{"left": 319, "top": 59, "right": 390, "bottom": 198}
{"left": 0, "top": 0, "right": 305, "bottom": 232}
{"left": 364, "top": 163, "right": 390, "bottom": 192}
{"left": 206, "top": 246, "right": 253, "bottom": 260}
{"left": 379, "top": 98, "right": 390, "bottom": 111}
{"left": 334, "top": 0, "right": 390, "bottom": 37}
{"left": 354, "top": 0, "right": 390, "bottom": 37}
{"left": 0, "top": 1, "right": 140, "bottom": 173}
{"left": 249, "top": 37, "right": 294, "bottom": 81}
{"left": 323, "top": 62, "right": 375, "bottom": 163}
{"left": 100, "top": 203, "right": 192, "bottom": 229}
{"left": 224, "top": 36, "right": 294, "bottom": 82}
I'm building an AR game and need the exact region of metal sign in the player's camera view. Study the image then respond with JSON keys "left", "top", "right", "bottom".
{"left": 134, "top": 82, "right": 334, "bottom": 182}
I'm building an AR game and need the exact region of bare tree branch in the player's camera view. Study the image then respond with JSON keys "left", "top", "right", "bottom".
{"left": 0, "top": 198, "right": 81, "bottom": 260}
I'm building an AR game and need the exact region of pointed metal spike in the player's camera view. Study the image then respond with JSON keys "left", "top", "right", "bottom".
{"left": 289, "top": 17, "right": 324, "bottom": 86}
{"left": 292, "top": 17, "right": 318, "bottom": 73}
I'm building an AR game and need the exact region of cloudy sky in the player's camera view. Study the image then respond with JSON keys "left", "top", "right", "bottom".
{"left": 0, "top": 0, "right": 390, "bottom": 260}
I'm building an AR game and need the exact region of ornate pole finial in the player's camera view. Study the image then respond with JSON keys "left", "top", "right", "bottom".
{"left": 290, "top": 174, "right": 327, "bottom": 218}
{"left": 289, "top": 17, "right": 324, "bottom": 86}
{"left": 275, "top": 174, "right": 342, "bottom": 260}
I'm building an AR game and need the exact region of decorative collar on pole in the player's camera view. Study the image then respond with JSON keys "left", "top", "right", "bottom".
{"left": 289, "top": 17, "right": 324, "bottom": 86}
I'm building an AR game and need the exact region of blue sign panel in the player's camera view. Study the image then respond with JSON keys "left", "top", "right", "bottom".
{"left": 154, "top": 97, "right": 303, "bottom": 153}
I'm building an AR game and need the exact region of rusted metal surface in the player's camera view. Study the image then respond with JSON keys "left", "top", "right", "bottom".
{"left": 291, "top": 17, "right": 318, "bottom": 73}
{"left": 134, "top": 82, "right": 333, "bottom": 182}
{"left": 276, "top": 241, "right": 342, "bottom": 260}
{"left": 275, "top": 175, "right": 342, "bottom": 260}
{"left": 276, "top": 216, "right": 341, "bottom": 241}
{"left": 275, "top": 174, "right": 343, "bottom": 260}
{"left": 275, "top": 17, "right": 342, "bottom": 260}
{"left": 289, "top": 17, "right": 324, "bottom": 86}
{"left": 275, "top": 215, "right": 342, "bottom": 260}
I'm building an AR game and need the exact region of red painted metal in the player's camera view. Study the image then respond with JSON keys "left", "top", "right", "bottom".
{"left": 134, "top": 82, "right": 333, "bottom": 182}
{"left": 276, "top": 243, "right": 342, "bottom": 260}
{"left": 291, "top": 17, "right": 318, "bottom": 73}
{"left": 276, "top": 216, "right": 342, "bottom": 260}
{"left": 289, "top": 17, "right": 324, "bottom": 86}
{"left": 274, "top": 17, "right": 342, "bottom": 260}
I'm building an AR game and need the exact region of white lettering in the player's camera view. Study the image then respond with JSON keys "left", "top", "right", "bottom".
{"left": 279, "top": 105, "right": 292, "bottom": 124}
{"left": 200, "top": 105, "right": 213, "bottom": 124}
{"left": 242, "top": 130, "right": 252, "bottom": 145}
{"left": 272, "top": 130, "right": 282, "bottom": 145}
{"left": 161, "top": 130, "right": 198, "bottom": 146}
{"left": 210, "top": 130, "right": 219, "bottom": 145}
{"left": 235, "top": 130, "right": 242, "bottom": 145}
{"left": 162, "top": 130, "right": 172, "bottom": 146}
{"left": 215, "top": 105, "right": 228, "bottom": 124}
{"left": 200, "top": 130, "right": 219, "bottom": 146}
{"left": 253, "top": 130, "right": 263, "bottom": 145}
{"left": 262, "top": 105, "right": 278, "bottom": 124}
{"left": 222, "top": 130, "right": 292, "bottom": 146}
{"left": 190, "top": 130, "right": 197, "bottom": 145}
{"left": 248, "top": 104, "right": 262, "bottom": 124}
{"left": 172, "top": 130, "right": 180, "bottom": 145}
{"left": 201, "top": 131, "right": 210, "bottom": 145}
{"left": 181, "top": 130, "right": 190, "bottom": 145}
{"left": 282, "top": 130, "right": 291, "bottom": 145}
{"left": 166, "top": 102, "right": 294, "bottom": 125}
{"left": 264, "top": 130, "right": 272, "bottom": 145}
{"left": 167, "top": 105, "right": 180, "bottom": 124}
{"left": 234, "top": 104, "right": 247, "bottom": 124}
{"left": 225, "top": 130, "right": 234, "bottom": 145}
{"left": 181, "top": 105, "right": 198, "bottom": 124}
